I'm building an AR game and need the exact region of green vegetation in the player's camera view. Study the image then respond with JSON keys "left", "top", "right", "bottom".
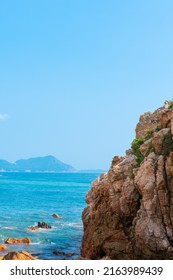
{"left": 145, "top": 130, "right": 154, "bottom": 141}
{"left": 131, "top": 138, "right": 145, "bottom": 166}
{"left": 166, "top": 100, "right": 173, "bottom": 109}
{"left": 155, "top": 124, "right": 163, "bottom": 132}
{"left": 131, "top": 123, "right": 173, "bottom": 166}
{"left": 131, "top": 129, "right": 155, "bottom": 166}
{"left": 162, "top": 130, "right": 173, "bottom": 155}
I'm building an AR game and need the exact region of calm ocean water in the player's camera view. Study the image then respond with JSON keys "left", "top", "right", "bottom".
{"left": 0, "top": 172, "right": 100, "bottom": 259}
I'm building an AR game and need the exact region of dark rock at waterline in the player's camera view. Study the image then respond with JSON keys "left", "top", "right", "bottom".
{"left": 53, "top": 250, "right": 75, "bottom": 257}
{"left": 28, "top": 222, "right": 52, "bottom": 230}
{"left": 37, "top": 222, "right": 52, "bottom": 229}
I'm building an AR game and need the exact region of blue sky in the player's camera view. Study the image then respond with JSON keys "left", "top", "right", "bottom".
{"left": 0, "top": 0, "right": 173, "bottom": 170}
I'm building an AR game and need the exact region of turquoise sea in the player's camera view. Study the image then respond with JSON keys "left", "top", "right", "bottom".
{"left": 0, "top": 172, "right": 99, "bottom": 259}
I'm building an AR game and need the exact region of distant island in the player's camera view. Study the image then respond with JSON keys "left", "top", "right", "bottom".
{"left": 0, "top": 155, "right": 75, "bottom": 172}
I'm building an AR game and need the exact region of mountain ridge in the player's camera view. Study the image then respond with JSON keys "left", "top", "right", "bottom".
{"left": 0, "top": 155, "right": 75, "bottom": 172}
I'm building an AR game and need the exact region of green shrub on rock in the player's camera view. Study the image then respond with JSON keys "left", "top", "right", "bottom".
{"left": 155, "top": 124, "right": 163, "bottom": 132}
{"left": 131, "top": 138, "right": 145, "bottom": 166}
{"left": 162, "top": 130, "right": 173, "bottom": 155}
{"left": 167, "top": 100, "right": 173, "bottom": 109}
{"left": 145, "top": 130, "right": 154, "bottom": 141}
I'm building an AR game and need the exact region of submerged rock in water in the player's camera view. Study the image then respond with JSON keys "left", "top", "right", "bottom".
{"left": 52, "top": 214, "right": 62, "bottom": 218}
{"left": 2, "top": 251, "right": 36, "bottom": 260}
{"left": 53, "top": 250, "right": 75, "bottom": 257}
{"left": 81, "top": 104, "right": 173, "bottom": 260}
{"left": 5, "top": 237, "right": 31, "bottom": 244}
{"left": 0, "top": 244, "right": 7, "bottom": 250}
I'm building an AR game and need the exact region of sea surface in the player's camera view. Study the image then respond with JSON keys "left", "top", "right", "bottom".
{"left": 0, "top": 172, "right": 100, "bottom": 259}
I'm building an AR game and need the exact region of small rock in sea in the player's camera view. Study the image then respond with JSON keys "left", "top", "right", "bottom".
{"left": 2, "top": 251, "right": 36, "bottom": 260}
{"left": 0, "top": 244, "right": 7, "bottom": 250}
{"left": 28, "top": 226, "right": 39, "bottom": 231}
{"left": 52, "top": 214, "right": 62, "bottom": 219}
{"left": 5, "top": 237, "right": 31, "bottom": 244}
{"left": 37, "top": 222, "right": 52, "bottom": 229}
{"left": 53, "top": 250, "right": 75, "bottom": 257}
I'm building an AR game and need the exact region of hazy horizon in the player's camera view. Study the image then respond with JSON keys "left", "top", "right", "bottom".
{"left": 0, "top": 154, "right": 107, "bottom": 171}
{"left": 0, "top": 0, "right": 173, "bottom": 170}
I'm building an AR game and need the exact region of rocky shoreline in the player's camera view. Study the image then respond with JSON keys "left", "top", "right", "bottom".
{"left": 81, "top": 102, "right": 173, "bottom": 259}
{"left": 0, "top": 215, "right": 68, "bottom": 260}
{"left": 0, "top": 239, "right": 36, "bottom": 260}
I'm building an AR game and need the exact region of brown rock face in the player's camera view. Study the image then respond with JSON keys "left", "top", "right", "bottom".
{"left": 5, "top": 237, "right": 31, "bottom": 244}
{"left": 81, "top": 105, "right": 173, "bottom": 259}
{"left": 136, "top": 108, "right": 173, "bottom": 139}
{"left": 2, "top": 251, "right": 36, "bottom": 260}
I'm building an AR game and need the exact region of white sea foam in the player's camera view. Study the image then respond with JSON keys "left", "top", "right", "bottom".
{"left": 60, "top": 222, "right": 83, "bottom": 229}
{"left": 1, "top": 226, "right": 17, "bottom": 230}
{"left": 30, "top": 242, "right": 42, "bottom": 245}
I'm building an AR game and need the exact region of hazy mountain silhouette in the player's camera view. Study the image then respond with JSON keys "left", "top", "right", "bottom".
{"left": 0, "top": 155, "right": 75, "bottom": 172}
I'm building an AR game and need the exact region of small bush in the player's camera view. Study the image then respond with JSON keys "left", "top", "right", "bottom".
{"left": 162, "top": 130, "right": 173, "bottom": 155}
{"left": 131, "top": 138, "right": 145, "bottom": 166}
{"left": 131, "top": 129, "right": 155, "bottom": 166}
{"left": 144, "top": 130, "right": 154, "bottom": 141}
{"left": 155, "top": 125, "right": 163, "bottom": 132}
{"left": 168, "top": 100, "right": 173, "bottom": 109}
{"left": 165, "top": 99, "right": 173, "bottom": 109}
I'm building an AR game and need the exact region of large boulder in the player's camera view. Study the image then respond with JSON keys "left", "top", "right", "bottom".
{"left": 152, "top": 128, "right": 170, "bottom": 154}
{"left": 5, "top": 237, "right": 31, "bottom": 244}
{"left": 0, "top": 244, "right": 7, "bottom": 250}
{"left": 2, "top": 251, "right": 36, "bottom": 260}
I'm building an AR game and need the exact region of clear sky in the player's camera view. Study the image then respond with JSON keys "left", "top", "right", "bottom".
{"left": 0, "top": 0, "right": 173, "bottom": 170}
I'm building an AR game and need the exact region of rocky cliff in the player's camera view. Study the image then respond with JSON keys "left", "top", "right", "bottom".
{"left": 81, "top": 104, "right": 173, "bottom": 259}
